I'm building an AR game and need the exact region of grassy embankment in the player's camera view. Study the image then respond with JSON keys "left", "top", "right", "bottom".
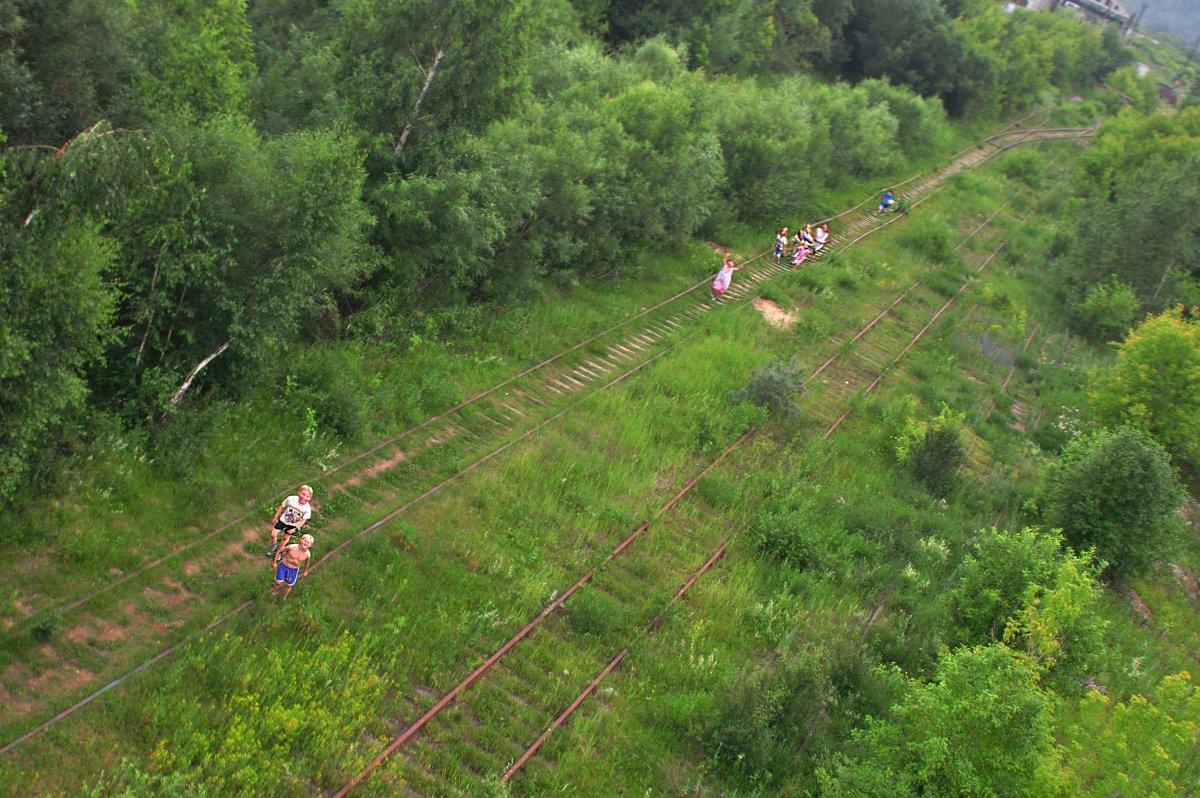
{"left": 8, "top": 104, "right": 1196, "bottom": 797}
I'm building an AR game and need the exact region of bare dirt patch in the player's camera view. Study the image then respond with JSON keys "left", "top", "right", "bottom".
{"left": 344, "top": 448, "right": 409, "bottom": 488}
{"left": 144, "top": 578, "right": 195, "bottom": 609}
{"left": 65, "top": 625, "right": 91, "bottom": 645}
{"left": 753, "top": 298, "right": 796, "bottom": 329}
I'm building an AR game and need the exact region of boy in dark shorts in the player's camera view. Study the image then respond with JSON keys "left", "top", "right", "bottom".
{"left": 270, "top": 534, "right": 314, "bottom": 600}
{"left": 266, "top": 485, "right": 313, "bottom": 557}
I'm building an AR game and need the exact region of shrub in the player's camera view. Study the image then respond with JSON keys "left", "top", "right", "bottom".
{"left": 1073, "top": 277, "right": 1139, "bottom": 343}
{"left": 949, "top": 527, "right": 1064, "bottom": 644}
{"left": 730, "top": 363, "right": 805, "bottom": 420}
{"left": 698, "top": 472, "right": 738, "bottom": 509}
{"left": 998, "top": 149, "right": 1044, "bottom": 188}
{"left": 818, "top": 646, "right": 1060, "bottom": 798}
{"left": 285, "top": 345, "right": 373, "bottom": 442}
{"left": 702, "top": 654, "right": 827, "bottom": 779}
{"left": 896, "top": 404, "right": 966, "bottom": 498}
{"left": 566, "top": 589, "right": 623, "bottom": 637}
{"left": 1089, "top": 306, "right": 1200, "bottom": 472}
{"left": 1003, "top": 550, "right": 1106, "bottom": 693}
{"left": 1041, "top": 425, "right": 1183, "bottom": 578}
{"left": 29, "top": 608, "right": 62, "bottom": 642}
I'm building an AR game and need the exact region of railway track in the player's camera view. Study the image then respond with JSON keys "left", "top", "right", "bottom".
{"left": 1, "top": 118, "right": 1094, "bottom": 777}
{"left": 327, "top": 153, "right": 1074, "bottom": 796}
{"left": 2, "top": 113, "right": 1074, "bottom": 636}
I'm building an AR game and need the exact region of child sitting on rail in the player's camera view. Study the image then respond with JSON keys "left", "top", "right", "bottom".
{"left": 879, "top": 189, "right": 896, "bottom": 212}
{"left": 801, "top": 224, "right": 815, "bottom": 250}
{"left": 792, "top": 241, "right": 810, "bottom": 269}
{"left": 814, "top": 222, "right": 829, "bottom": 253}
{"left": 774, "top": 227, "right": 789, "bottom": 261}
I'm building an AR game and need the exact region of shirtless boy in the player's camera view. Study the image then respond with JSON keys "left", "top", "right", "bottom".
{"left": 270, "top": 534, "right": 314, "bottom": 600}
{"left": 266, "top": 485, "right": 313, "bottom": 558}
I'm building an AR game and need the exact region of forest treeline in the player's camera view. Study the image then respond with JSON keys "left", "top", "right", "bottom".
{"left": 0, "top": 0, "right": 1134, "bottom": 503}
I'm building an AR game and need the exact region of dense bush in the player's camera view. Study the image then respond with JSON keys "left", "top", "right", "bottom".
{"left": 949, "top": 526, "right": 1063, "bottom": 644}
{"left": 895, "top": 404, "right": 966, "bottom": 498}
{"left": 1088, "top": 307, "right": 1200, "bottom": 472}
{"left": 898, "top": 218, "right": 957, "bottom": 264}
{"left": 1041, "top": 425, "right": 1183, "bottom": 578}
{"left": 817, "top": 645, "right": 1061, "bottom": 797}
{"left": 1072, "top": 277, "right": 1140, "bottom": 343}
{"left": 1002, "top": 550, "right": 1106, "bottom": 693}
{"left": 703, "top": 653, "right": 828, "bottom": 779}
{"left": 731, "top": 362, "right": 806, "bottom": 420}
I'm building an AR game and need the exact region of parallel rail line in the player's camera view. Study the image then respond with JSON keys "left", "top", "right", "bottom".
{"left": 1, "top": 121, "right": 1094, "bottom": 775}
{"left": 332, "top": 156, "right": 1067, "bottom": 795}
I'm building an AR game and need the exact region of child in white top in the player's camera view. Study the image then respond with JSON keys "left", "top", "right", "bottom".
{"left": 712, "top": 256, "right": 741, "bottom": 297}
{"left": 266, "top": 485, "right": 314, "bottom": 557}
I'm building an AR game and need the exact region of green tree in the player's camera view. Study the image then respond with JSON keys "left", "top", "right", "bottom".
{"left": 1057, "top": 156, "right": 1200, "bottom": 318}
{"left": 1042, "top": 425, "right": 1183, "bottom": 577}
{"left": 0, "top": 148, "right": 119, "bottom": 499}
{"left": 127, "top": 0, "right": 256, "bottom": 122}
{"left": 859, "top": 78, "right": 950, "bottom": 157}
{"left": 1060, "top": 672, "right": 1200, "bottom": 795}
{"left": 840, "top": 0, "right": 976, "bottom": 112}
{"left": 949, "top": 526, "right": 1064, "bottom": 644}
{"left": 1078, "top": 107, "right": 1200, "bottom": 198}
{"left": 327, "top": 0, "right": 540, "bottom": 164}
{"left": 8, "top": 116, "right": 377, "bottom": 419}
{"left": 817, "top": 645, "right": 1066, "bottom": 797}
{"left": 0, "top": 0, "right": 139, "bottom": 143}
{"left": 1089, "top": 307, "right": 1200, "bottom": 471}
{"left": 0, "top": 2, "right": 36, "bottom": 137}
{"left": 1002, "top": 550, "right": 1106, "bottom": 693}
{"left": 1073, "top": 278, "right": 1140, "bottom": 344}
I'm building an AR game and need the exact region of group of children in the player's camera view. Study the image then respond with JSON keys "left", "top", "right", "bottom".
{"left": 270, "top": 197, "right": 896, "bottom": 593}
{"left": 711, "top": 220, "right": 834, "bottom": 298}
{"left": 773, "top": 222, "right": 830, "bottom": 268}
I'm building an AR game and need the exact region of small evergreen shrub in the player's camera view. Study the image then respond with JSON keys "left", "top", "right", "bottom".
{"left": 731, "top": 363, "right": 805, "bottom": 420}
{"left": 895, "top": 404, "right": 966, "bottom": 498}
{"left": 566, "top": 590, "right": 622, "bottom": 637}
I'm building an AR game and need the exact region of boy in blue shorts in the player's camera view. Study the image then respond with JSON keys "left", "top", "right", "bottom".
{"left": 270, "top": 533, "right": 314, "bottom": 600}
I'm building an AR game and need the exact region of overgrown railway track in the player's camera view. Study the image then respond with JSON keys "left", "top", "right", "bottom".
{"left": 1, "top": 119, "right": 1094, "bottom": 781}
{"left": 328, "top": 138, "right": 1088, "bottom": 796}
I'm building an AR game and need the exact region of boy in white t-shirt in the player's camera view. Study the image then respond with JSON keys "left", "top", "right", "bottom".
{"left": 266, "top": 484, "right": 313, "bottom": 558}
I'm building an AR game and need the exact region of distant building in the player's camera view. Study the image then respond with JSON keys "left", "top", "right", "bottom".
{"left": 1019, "top": 0, "right": 1133, "bottom": 28}
{"left": 1073, "top": 0, "right": 1132, "bottom": 26}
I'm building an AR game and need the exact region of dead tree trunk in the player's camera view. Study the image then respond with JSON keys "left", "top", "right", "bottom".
{"left": 169, "top": 339, "right": 231, "bottom": 406}
{"left": 394, "top": 49, "right": 445, "bottom": 155}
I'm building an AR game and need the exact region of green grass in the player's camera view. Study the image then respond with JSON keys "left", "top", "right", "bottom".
{"left": 7, "top": 110, "right": 1197, "bottom": 798}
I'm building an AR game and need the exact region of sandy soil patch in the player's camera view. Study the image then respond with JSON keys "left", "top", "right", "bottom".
{"left": 753, "top": 298, "right": 796, "bottom": 328}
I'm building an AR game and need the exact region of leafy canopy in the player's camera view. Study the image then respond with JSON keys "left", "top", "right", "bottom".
{"left": 1041, "top": 424, "right": 1183, "bottom": 577}
{"left": 1089, "top": 307, "right": 1200, "bottom": 473}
